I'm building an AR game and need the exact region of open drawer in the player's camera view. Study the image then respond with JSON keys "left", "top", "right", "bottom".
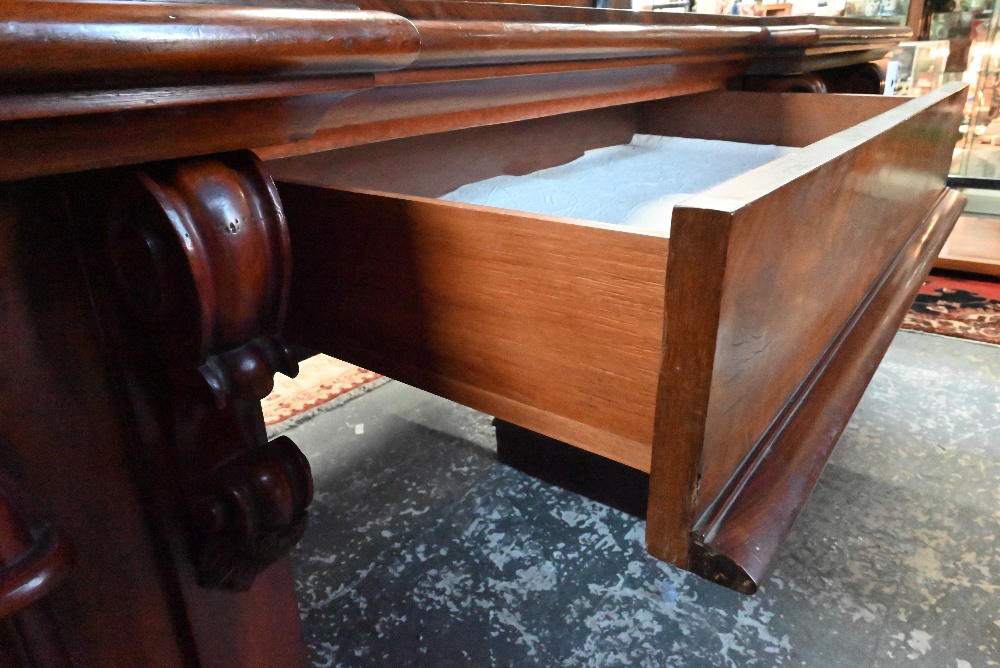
{"left": 267, "top": 83, "right": 966, "bottom": 593}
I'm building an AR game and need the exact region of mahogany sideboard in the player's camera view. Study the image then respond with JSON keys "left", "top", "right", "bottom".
{"left": 0, "top": 1, "right": 964, "bottom": 665}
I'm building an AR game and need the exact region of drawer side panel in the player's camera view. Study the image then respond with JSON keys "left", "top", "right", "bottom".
{"left": 636, "top": 89, "right": 904, "bottom": 148}
{"left": 278, "top": 185, "right": 668, "bottom": 470}
{"left": 645, "top": 83, "right": 966, "bottom": 580}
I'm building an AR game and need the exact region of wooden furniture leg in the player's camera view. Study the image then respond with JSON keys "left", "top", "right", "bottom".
{"left": 0, "top": 153, "right": 312, "bottom": 666}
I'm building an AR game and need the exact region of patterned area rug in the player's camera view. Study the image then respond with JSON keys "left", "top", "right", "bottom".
{"left": 903, "top": 273, "right": 1000, "bottom": 345}
{"left": 262, "top": 354, "right": 380, "bottom": 427}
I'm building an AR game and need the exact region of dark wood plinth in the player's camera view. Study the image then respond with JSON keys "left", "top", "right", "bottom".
{"left": 494, "top": 419, "right": 649, "bottom": 519}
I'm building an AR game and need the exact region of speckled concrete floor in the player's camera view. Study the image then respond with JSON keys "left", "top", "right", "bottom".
{"left": 286, "top": 331, "right": 1000, "bottom": 667}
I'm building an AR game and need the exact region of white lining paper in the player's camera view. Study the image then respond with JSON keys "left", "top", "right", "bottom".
{"left": 440, "top": 135, "right": 797, "bottom": 234}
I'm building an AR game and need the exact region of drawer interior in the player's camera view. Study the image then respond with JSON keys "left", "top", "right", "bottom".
{"left": 265, "top": 89, "right": 924, "bottom": 472}
{"left": 437, "top": 134, "right": 796, "bottom": 234}
{"left": 266, "top": 89, "right": 906, "bottom": 210}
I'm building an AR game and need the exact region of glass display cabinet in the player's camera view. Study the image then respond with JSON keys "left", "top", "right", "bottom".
{"left": 887, "top": 40, "right": 951, "bottom": 95}
{"left": 937, "top": 4, "right": 1000, "bottom": 275}
{"left": 842, "top": 0, "right": 913, "bottom": 24}
{"left": 948, "top": 8, "right": 1000, "bottom": 176}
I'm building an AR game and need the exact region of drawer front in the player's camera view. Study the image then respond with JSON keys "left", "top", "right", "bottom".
{"left": 647, "top": 83, "right": 966, "bottom": 584}
{"left": 700, "top": 84, "right": 961, "bottom": 508}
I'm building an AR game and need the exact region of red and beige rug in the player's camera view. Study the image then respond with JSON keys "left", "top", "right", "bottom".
{"left": 262, "top": 354, "right": 381, "bottom": 431}
{"left": 902, "top": 273, "right": 1000, "bottom": 346}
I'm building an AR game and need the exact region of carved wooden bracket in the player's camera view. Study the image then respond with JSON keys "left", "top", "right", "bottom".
{"left": 739, "top": 72, "right": 828, "bottom": 94}
{"left": 189, "top": 435, "right": 313, "bottom": 591}
{"left": 817, "top": 62, "right": 885, "bottom": 95}
{"left": 95, "top": 151, "right": 313, "bottom": 591}
{"left": 739, "top": 63, "right": 886, "bottom": 95}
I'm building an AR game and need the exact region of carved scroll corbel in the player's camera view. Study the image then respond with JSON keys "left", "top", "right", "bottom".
{"left": 739, "top": 72, "right": 828, "bottom": 94}
{"left": 100, "top": 151, "right": 313, "bottom": 591}
{"left": 738, "top": 65, "right": 886, "bottom": 95}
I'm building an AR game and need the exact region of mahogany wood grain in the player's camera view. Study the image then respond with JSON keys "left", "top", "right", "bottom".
{"left": 0, "top": 11, "right": 950, "bottom": 662}
{"left": 645, "top": 83, "right": 967, "bottom": 582}
{"left": 275, "top": 79, "right": 960, "bottom": 587}
{"left": 0, "top": 77, "right": 375, "bottom": 124}
{"left": 0, "top": 470, "right": 73, "bottom": 620}
{"left": 374, "top": 53, "right": 757, "bottom": 88}
{"left": 0, "top": 3, "right": 911, "bottom": 181}
{"left": 339, "top": 60, "right": 749, "bottom": 122}
{"left": 699, "top": 83, "right": 964, "bottom": 510}
{"left": 63, "top": 155, "right": 312, "bottom": 666}
{"left": 0, "top": 5, "right": 954, "bottom": 666}
{"left": 1, "top": 1, "right": 420, "bottom": 89}
{"left": 0, "top": 468, "right": 74, "bottom": 665}
{"left": 267, "top": 105, "right": 638, "bottom": 197}
{"left": 364, "top": 0, "right": 909, "bottom": 71}
{"left": 691, "top": 189, "right": 965, "bottom": 592}
{"left": 257, "top": 59, "right": 746, "bottom": 160}
{"left": 4, "top": 47, "right": 888, "bottom": 182}
{"left": 794, "top": 23, "right": 911, "bottom": 44}
{"left": 409, "top": 20, "right": 769, "bottom": 68}
{"left": 278, "top": 185, "right": 668, "bottom": 471}
{"left": 0, "top": 91, "right": 353, "bottom": 183}
{"left": 182, "top": 563, "right": 307, "bottom": 668}
{"left": 273, "top": 83, "right": 963, "bottom": 484}
{"left": 635, "top": 89, "right": 904, "bottom": 147}
{"left": 644, "top": 205, "right": 729, "bottom": 569}
{"left": 0, "top": 179, "right": 191, "bottom": 666}
{"left": 496, "top": 185, "right": 958, "bottom": 583}
{"left": 269, "top": 81, "right": 965, "bottom": 590}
